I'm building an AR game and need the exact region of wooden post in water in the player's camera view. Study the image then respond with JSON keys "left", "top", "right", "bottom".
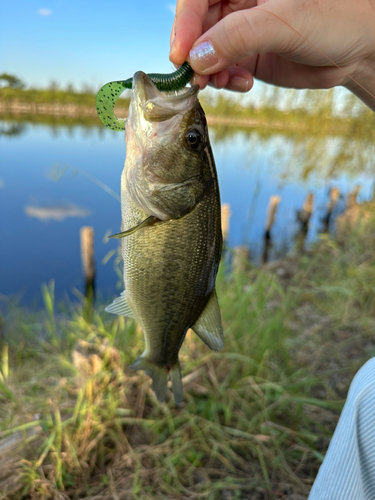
{"left": 322, "top": 187, "right": 340, "bottom": 232}
{"left": 262, "top": 195, "right": 281, "bottom": 264}
{"left": 328, "top": 187, "right": 340, "bottom": 212}
{"left": 297, "top": 193, "right": 314, "bottom": 231}
{"left": 221, "top": 203, "right": 231, "bottom": 243}
{"left": 347, "top": 185, "right": 360, "bottom": 208}
{"left": 80, "top": 226, "right": 96, "bottom": 320}
{"left": 232, "top": 246, "right": 250, "bottom": 274}
{"left": 264, "top": 195, "right": 281, "bottom": 240}
{"left": 296, "top": 193, "right": 314, "bottom": 251}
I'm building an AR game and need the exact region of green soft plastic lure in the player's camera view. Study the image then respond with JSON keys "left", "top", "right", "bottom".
{"left": 96, "top": 62, "right": 194, "bottom": 131}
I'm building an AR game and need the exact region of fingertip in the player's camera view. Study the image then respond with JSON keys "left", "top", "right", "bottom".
{"left": 226, "top": 76, "right": 253, "bottom": 93}
{"left": 209, "top": 69, "right": 229, "bottom": 89}
{"left": 226, "top": 75, "right": 253, "bottom": 93}
{"left": 169, "top": 39, "right": 188, "bottom": 66}
{"left": 191, "top": 74, "right": 210, "bottom": 90}
{"left": 225, "top": 67, "right": 254, "bottom": 93}
{"left": 170, "top": 8, "right": 205, "bottom": 66}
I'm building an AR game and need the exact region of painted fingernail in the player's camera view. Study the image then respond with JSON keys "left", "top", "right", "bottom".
{"left": 189, "top": 41, "right": 218, "bottom": 73}
{"left": 227, "top": 76, "right": 251, "bottom": 93}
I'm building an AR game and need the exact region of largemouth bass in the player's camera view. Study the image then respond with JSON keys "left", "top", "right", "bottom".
{"left": 106, "top": 72, "right": 223, "bottom": 404}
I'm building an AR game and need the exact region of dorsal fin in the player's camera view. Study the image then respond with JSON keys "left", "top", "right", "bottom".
{"left": 105, "top": 291, "right": 135, "bottom": 318}
{"left": 192, "top": 289, "right": 224, "bottom": 351}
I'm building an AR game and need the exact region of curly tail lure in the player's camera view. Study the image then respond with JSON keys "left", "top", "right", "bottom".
{"left": 96, "top": 62, "right": 194, "bottom": 131}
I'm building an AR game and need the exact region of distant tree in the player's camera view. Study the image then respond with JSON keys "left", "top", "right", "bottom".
{"left": 49, "top": 80, "right": 59, "bottom": 91}
{"left": 66, "top": 83, "right": 75, "bottom": 93}
{"left": 0, "top": 73, "right": 25, "bottom": 89}
{"left": 81, "top": 83, "right": 94, "bottom": 94}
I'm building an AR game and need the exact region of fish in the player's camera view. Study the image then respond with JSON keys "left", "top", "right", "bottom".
{"left": 106, "top": 71, "right": 223, "bottom": 404}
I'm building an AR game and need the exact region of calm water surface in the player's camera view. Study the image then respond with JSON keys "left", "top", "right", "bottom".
{"left": 0, "top": 120, "right": 373, "bottom": 305}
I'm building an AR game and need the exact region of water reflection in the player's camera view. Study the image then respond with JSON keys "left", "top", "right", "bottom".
{"left": 1, "top": 117, "right": 375, "bottom": 304}
{"left": 2, "top": 115, "right": 375, "bottom": 182}
{"left": 0, "top": 122, "right": 26, "bottom": 137}
{"left": 25, "top": 203, "right": 91, "bottom": 222}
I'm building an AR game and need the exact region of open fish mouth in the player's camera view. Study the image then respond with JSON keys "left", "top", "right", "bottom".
{"left": 132, "top": 71, "right": 199, "bottom": 123}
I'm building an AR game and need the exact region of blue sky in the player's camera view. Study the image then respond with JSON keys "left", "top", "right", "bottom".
{"left": 1, "top": 0, "right": 179, "bottom": 89}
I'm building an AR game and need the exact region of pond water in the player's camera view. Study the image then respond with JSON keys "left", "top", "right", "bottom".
{"left": 0, "top": 119, "right": 374, "bottom": 306}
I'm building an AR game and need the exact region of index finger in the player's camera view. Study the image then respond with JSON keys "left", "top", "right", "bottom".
{"left": 170, "top": 0, "right": 218, "bottom": 65}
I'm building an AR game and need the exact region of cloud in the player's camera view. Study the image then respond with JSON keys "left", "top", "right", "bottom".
{"left": 25, "top": 203, "right": 90, "bottom": 222}
{"left": 38, "top": 8, "right": 52, "bottom": 16}
{"left": 167, "top": 3, "right": 176, "bottom": 14}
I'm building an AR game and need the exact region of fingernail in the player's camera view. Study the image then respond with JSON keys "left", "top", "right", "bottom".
{"left": 191, "top": 75, "right": 207, "bottom": 89}
{"left": 207, "top": 75, "right": 218, "bottom": 89}
{"left": 227, "top": 76, "right": 251, "bottom": 93}
{"left": 189, "top": 40, "right": 218, "bottom": 73}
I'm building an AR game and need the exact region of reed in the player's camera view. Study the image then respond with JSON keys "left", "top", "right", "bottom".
{"left": 1, "top": 214, "right": 375, "bottom": 498}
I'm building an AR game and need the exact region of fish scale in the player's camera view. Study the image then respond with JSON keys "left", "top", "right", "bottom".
{"left": 122, "top": 183, "right": 221, "bottom": 364}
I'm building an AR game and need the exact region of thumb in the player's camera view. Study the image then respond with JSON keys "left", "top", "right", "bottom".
{"left": 189, "top": 5, "right": 299, "bottom": 75}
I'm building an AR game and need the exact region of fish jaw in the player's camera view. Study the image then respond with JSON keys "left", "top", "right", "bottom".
{"left": 124, "top": 72, "right": 205, "bottom": 221}
{"left": 125, "top": 72, "right": 199, "bottom": 166}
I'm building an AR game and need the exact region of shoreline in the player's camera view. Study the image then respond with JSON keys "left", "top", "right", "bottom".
{"left": 0, "top": 101, "right": 304, "bottom": 131}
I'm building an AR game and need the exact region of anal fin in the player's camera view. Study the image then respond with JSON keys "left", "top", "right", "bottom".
{"left": 192, "top": 288, "right": 224, "bottom": 351}
{"left": 105, "top": 291, "right": 135, "bottom": 318}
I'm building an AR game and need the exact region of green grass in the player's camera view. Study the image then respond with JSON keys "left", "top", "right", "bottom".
{"left": 0, "top": 86, "right": 130, "bottom": 109}
{"left": 1, "top": 218, "right": 375, "bottom": 499}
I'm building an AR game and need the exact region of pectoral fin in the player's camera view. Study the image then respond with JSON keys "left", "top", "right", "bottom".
{"left": 109, "top": 216, "right": 158, "bottom": 239}
{"left": 192, "top": 289, "right": 224, "bottom": 351}
{"left": 105, "top": 291, "right": 135, "bottom": 318}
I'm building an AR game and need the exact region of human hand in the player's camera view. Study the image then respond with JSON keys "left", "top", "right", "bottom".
{"left": 169, "top": 0, "right": 375, "bottom": 110}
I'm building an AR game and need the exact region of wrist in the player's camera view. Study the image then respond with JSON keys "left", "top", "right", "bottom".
{"left": 343, "top": 55, "right": 375, "bottom": 112}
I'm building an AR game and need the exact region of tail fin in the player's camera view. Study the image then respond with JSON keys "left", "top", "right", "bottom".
{"left": 130, "top": 356, "right": 183, "bottom": 405}
{"left": 170, "top": 363, "right": 183, "bottom": 405}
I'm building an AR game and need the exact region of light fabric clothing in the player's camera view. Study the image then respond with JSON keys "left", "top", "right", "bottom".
{"left": 309, "top": 358, "right": 375, "bottom": 499}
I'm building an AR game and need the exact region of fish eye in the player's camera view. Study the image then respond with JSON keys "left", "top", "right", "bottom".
{"left": 184, "top": 129, "right": 202, "bottom": 150}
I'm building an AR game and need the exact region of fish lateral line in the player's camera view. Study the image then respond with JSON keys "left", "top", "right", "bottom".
{"left": 109, "top": 215, "right": 160, "bottom": 239}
